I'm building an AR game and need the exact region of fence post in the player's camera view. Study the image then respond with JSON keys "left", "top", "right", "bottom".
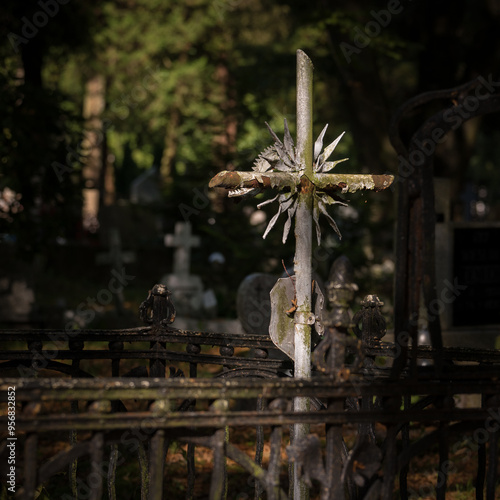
{"left": 139, "top": 284, "right": 176, "bottom": 378}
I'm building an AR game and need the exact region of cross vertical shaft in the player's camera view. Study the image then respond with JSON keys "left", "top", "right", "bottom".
{"left": 293, "top": 49, "right": 314, "bottom": 500}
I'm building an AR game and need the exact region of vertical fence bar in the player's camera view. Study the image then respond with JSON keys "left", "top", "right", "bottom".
{"left": 23, "top": 433, "right": 38, "bottom": 500}
{"left": 138, "top": 441, "right": 149, "bottom": 500}
{"left": 477, "top": 441, "right": 486, "bottom": 500}
{"left": 148, "top": 284, "right": 173, "bottom": 379}
{"left": 109, "top": 341, "right": 123, "bottom": 378}
{"left": 325, "top": 415, "right": 345, "bottom": 500}
{"left": 108, "top": 341, "right": 123, "bottom": 500}
{"left": 436, "top": 422, "right": 449, "bottom": 500}
{"left": 486, "top": 427, "right": 498, "bottom": 500}
{"left": 69, "top": 419, "right": 79, "bottom": 500}
{"left": 254, "top": 397, "right": 266, "bottom": 500}
{"left": 149, "top": 430, "right": 166, "bottom": 500}
{"left": 267, "top": 424, "right": 284, "bottom": 500}
{"left": 69, "top": 339, "right": 83, "bottom": 500}
{"left": 147, "top": 292, "right": 168, "bottom": 499}
{"left": 210, "top": 429, "right": 227, "bottom": 500}
{"left": 108, "top": 444, "right": 119, "bottom": 500}
{"left": 477, "top": 393, "right": 487, "bottom": 500}
{"left": 381, "top": 425, "right": 398, "bottom": 500}
{"left": 149, "top": 342, "right": 166, "bottom": 378}
{"left": 89, "top": 432, "right": 104, "bottom": 500}
{"left": 399, "top": 394, "right": 410, "bottom": 500}
{"left": 187, "top": 344, "right": 200, "bottom": 500}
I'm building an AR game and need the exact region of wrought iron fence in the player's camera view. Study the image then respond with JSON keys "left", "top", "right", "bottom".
{"left": 1, "top": 295, "right": 500, "bottom": 500}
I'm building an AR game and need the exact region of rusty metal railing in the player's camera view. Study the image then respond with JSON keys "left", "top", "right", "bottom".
{"left": 1, "top": 283, "right": 500, "bottom": 499}
{"left": 1, "top": 372, "right": 500, "bottom": 499}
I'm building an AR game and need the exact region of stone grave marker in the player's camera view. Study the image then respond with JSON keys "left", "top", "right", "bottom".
{"left": 160, "top": 222, "right": 205, "bottom": 317}
{"left": 96, "top": 227, "right": 136, "bottom": 314}
{"left": 236, "top": 273, "right": 277, "bottom": 335}
{"left": 130, "top": 166, "right": 162, "bottom": 205}
{"left": 0, "top": 278, "right": 35, "bottom": 325}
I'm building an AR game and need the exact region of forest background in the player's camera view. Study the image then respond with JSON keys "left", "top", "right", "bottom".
{"left": 1, "top": 0, "right": 500, "bottom": 322}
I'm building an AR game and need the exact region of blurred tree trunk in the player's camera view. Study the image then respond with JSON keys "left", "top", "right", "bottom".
{"left": 211, "top": 56, "right": 238, "bottom": 214}
{"left": 160, "top": 106, "right": 179, "bottom": 188}
{"left": 214, "top": 57, "right": 238, "bottom": 170}
{"left": 82, "top": 74, "right": 107, "bottom": 232}
{"left": 160, "top": 53, "right": 187, "bottom": 190}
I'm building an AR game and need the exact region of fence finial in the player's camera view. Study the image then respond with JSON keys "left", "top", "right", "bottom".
{"left": 139, "top": 284, "right": 176, "bottom": 326}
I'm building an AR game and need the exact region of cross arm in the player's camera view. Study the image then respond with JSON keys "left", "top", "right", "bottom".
{"left": 312, "top": 173, "right": 394, "bottom": 194}
{"left": 209, "top": 170, "right": 394, "bottom": 195}
{"left": 209, "top": 170, "right": 298, "bottom": 191}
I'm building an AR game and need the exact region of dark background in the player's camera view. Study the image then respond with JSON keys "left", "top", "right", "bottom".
{"left": 1, "top": 0, "right": 499, "bottom": 327}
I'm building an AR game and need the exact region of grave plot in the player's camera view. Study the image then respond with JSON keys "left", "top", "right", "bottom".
{"left": 1, "top": 50, "right": 500, "bottom": 500}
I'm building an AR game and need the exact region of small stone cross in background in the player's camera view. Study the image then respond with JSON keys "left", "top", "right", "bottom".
{"left": 164, "top": 222, "right": 200, "bottom": 276}
{"left": 161, "top": 222, "right": 205, "bottom": 317}
{"left": 96, "top": 227, "right": 136, "bottom": 314}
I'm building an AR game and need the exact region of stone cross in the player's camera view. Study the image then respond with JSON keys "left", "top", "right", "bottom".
{"left": 161, "top": 222, "right": 204, "bottom": 317}
{"left": 209, "top": 50, "right": 393, "bottom": 499}
{"left": 96, "top": 228, "right": 136, "bottom": 315}
{"left": 96, "top": 228, "right": 136, "bottom": 270}
{"left": 164, "top": 222, "right": 200, "bottom": 276}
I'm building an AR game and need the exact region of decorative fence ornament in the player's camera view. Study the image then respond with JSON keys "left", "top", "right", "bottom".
{"left": 139, "top": 283, "right": 176, "bottom": 326}
{"left": 352, "top": 294, "right": 387, "bottom": 345}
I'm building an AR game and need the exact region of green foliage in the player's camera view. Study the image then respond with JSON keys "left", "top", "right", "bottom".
{"left": 1, "top": 0, "right": 500, "bottom": 293}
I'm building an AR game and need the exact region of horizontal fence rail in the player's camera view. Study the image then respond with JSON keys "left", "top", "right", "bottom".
{"left": 3, "top": 326, "right": 500, "bottom": 375}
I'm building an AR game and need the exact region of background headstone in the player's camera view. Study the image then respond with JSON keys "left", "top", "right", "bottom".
{"left": 0, "top": 278, "right": 35, "bottom": 324}
{"left": 130, "top": 167, "right": 162, "bottom": 205}
{"left": 236, "top": 273, "right": 277, "bottom": 335}
{"left": 96, "top": 228, "right": 136, "bottom": 315}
